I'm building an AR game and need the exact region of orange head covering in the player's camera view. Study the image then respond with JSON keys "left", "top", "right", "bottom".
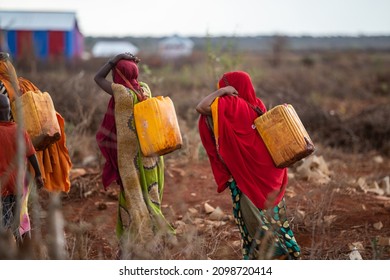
{"left": 18, "top": 77, "right": 40, "bottom": 94}
{"left": 0, "top": 52, "right": 20, "bottom": 101}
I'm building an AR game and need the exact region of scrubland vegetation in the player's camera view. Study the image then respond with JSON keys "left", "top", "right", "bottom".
{"left": 2, "top": 47, "right": 390, "bottom": 260}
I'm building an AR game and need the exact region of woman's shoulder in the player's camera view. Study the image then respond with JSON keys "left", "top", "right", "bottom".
{"left": 139, "top": 82, "right": 150, "bottom": 90}
{"left": 111, "top": 82, "right": 126, "bottom": 92}
{"left": 111, "top": 83, "right": 130, "bottom": 99}
{"left": 140, "top": 82, "right": 152, "bottom": 97}
{"left": 218, "top": 95, "right": 246, "bottom": 107}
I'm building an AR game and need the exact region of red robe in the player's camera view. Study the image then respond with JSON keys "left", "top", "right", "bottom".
{"left": 198, "top": 71, "right": 287, "bottom": 209}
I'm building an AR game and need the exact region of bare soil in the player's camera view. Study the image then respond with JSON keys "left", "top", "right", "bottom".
{"left": 56, "top": 146, "right": 390, "bottom": 260}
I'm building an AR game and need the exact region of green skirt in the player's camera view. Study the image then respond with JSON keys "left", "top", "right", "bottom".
{"left": 228, "top": 180, "right": 301, "bottom": 260}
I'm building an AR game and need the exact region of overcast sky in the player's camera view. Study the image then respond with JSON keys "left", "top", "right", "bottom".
{"left": 1, "top": 0, "right": 390, "bottom": 37}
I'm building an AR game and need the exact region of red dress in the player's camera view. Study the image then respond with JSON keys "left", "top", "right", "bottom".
{"left": 198, "top": 71, "right": 287, "bottom": 209}
{"left": 0, "top": 121, "right": 35, "bottom": 196}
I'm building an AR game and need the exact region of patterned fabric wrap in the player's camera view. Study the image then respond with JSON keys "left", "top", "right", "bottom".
{"left": 228, "top": 180, "right": 301, "bottom": 260}
{"left": 112, "top": 83, "right": 174, "bottom": 245}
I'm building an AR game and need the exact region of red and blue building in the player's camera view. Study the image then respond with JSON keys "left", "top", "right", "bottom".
{"left": 0, "top": 10, "right": 84, "bottom": 60}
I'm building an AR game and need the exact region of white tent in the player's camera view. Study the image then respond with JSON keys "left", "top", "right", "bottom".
{"left": 158, "top": 35, "right": 194, "bottom": 59}
{"left": 92, "top": 41, "right": 139, "bottom": 57}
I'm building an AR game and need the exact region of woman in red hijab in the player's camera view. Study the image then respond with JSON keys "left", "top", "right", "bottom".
{"left": 196, "top": 71, "right": 300, "bottom": 260}
{"left": 94, "top": 53, "right": 174, "bottom": 258}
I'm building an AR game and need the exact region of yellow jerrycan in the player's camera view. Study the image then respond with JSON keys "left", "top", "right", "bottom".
{"left": 134, "top": 96, "right": 182, "bottom": 157}
{"left": 254, "top": 104, "right": 315, "bottom": 168}
{"left": 11, "top": 90, "right": 61, "bottom": 151}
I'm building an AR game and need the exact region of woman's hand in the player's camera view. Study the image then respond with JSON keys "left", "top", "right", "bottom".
{"left": 219, "top": 86, "right": 238, "bottom": 97}
{"left": 111, "top": 52, "right": 140, "bottom": 65}
{"left": 196, "top": 86, "right": 238, "bottom": 115}
{"left": 35, "top": 175, "right": 44, "bottom": 189}
{"left": 95, "top": 52, "right": 140, "bottom": 95}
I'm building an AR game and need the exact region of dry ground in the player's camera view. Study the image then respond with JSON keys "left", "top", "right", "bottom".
{"left": 54, "top": 144, "right": 390, "bottom": 260}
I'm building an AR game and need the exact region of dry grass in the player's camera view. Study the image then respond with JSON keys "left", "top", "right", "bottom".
{"left": 1, "top": 49, "right": 389, "bottom": 259}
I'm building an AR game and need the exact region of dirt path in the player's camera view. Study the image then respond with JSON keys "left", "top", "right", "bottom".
{"left": 57, "top": 148, "right": 390, "bottom": 260}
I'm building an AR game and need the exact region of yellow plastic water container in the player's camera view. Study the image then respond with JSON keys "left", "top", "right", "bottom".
{"left": 134, "top": 96, "right": 182, "bottom": 157}
{"left": 11, "top": 90, "right": 61, "bottom": 151}
{"left": 254, "top": 104, "right": 315, "bottom": 168}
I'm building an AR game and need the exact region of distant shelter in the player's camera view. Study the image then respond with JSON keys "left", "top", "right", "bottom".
{"left": 0, "top": 10, "right": 84, "bottom": 61}
{"left": 92, "top": 41, "right": 139, "bottom": 58}
{"left": 158, "top": 35, "right": 194, "bottom": 59}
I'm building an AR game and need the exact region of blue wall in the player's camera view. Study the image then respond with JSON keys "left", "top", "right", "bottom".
{"left": 2, "top": 28, "right": 82, "bottom": 60}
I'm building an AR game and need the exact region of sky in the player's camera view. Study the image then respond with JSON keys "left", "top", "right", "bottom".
{"left": 1, "top": 0, "right": 390, "bottom": 37}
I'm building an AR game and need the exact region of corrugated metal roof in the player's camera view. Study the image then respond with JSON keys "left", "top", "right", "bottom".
{"left": 159, "top": 35, "right": 194, "bottom": 48}
{"left": 92, "top": 41, "right": 139, "bottom": 57}
{"left": 0, "top": 10, "right": 77, "bottom": 31}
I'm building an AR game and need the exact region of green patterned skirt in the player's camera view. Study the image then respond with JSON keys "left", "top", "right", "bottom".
{"left": 228, "top": 180, "right": 301, "bottom": 260}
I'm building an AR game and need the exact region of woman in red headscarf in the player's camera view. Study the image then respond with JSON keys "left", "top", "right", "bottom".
{"left": 94, "top": 53, "right": 175, "bottom": 258}
{"left": 196, "top": 71, "right": 300, "bottom": 260}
